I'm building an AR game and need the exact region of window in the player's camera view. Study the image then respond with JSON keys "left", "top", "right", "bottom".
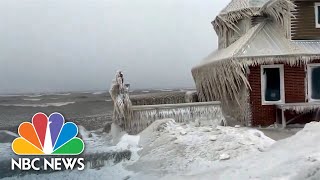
{"left": 261, "top": 65, "right": 285, "bottom": 105}
{"left": 308, "top": 64, "right": 320, "bottom": 101}
{"left": 315, "top": 3, "right": 320, "bottom": 28}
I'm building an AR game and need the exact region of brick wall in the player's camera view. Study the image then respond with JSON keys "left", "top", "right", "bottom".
{"left": 284, "top": 65, "right": 306, "bottom": 103}
{"left": 248, "top": 65, "right": 277, "bottom": 126}
{"left": 248, "top": 64, "right": 306, "bottom": 126}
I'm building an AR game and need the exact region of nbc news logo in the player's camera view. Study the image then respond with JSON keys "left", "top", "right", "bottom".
{"left": 11, "top": 112, "right": 85, "bottom": 171}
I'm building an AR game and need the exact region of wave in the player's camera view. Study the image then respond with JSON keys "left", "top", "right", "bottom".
{"left": 105, "top": 99, "right": 112, "bottom": 102}
{"left": 160, "top": 89, "right": 173, "bottom": 92}
{"left": 25, "top": 94, "right": 43, "bottom": 98}
{"left": 23, "top": 98, "right": 41, "bottom": 101}
{"left": 0, "top": 94, "right": 43, "bottom": 97}
{"left": 0, "top": 102, "right": 75, "bottom": 107}
{"left": 0, "top": 94, "right": 22, "bottom": 97}
{"left": 51, "top": 93, "right": 71, "bottom": 96}
{"left": 93, "top": 91, "right": 105, "bottom": 95}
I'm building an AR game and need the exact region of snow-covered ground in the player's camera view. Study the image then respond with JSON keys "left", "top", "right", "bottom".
{"left": 1, "top": 126, "right": 141, "bottom": 180}
{"left": 164, "top": 122, "right": 320, "bottom": 180}
{"left": 2, "top": 120, "right": 320, "bottom": 180}
{"left": 127, "top": 119, "right": 274, "bottom": 178}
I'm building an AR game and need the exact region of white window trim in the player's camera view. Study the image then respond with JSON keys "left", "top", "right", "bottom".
{"left": 307, "top": 63, "right": 320, "bottom": 102}
{"left": 261, "top": 65, "right": 285, "bottom": 105}
{"left": 315, "top": 3, "right": 320, "bottom": 28}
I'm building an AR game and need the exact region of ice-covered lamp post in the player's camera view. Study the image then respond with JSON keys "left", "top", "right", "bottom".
{"left": 109, "top": 71, "right": 132, "bottom": 130}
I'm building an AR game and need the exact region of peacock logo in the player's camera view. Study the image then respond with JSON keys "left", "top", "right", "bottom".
{"left": 12, "top": 112, "right": 84, "bottom": 155}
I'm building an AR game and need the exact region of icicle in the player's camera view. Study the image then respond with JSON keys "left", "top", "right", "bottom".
{"left": 280, "top": 104, "right": 320, "bottom": 113}
{"left": 127, "top": 102, "right": 225, "bottom": 134}
{"left": 130, "top": 92, "right": 186, "bottom": 106}
{"left": 85, "top": 150, "right": 131, "bottom": 169}
{"left": 212, "top": 0, "right": 295, "bottom": 47}
{"left": 109, "top": 71, "right": 133, "bottom": 130}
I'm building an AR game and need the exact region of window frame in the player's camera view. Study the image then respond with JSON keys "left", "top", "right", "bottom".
{"left": 260, "top": 64, "right": 285, "bottom": 105}
{"left": 315, "top": 2, "right": 320, "bottom": 28}
{"left": 307, "top": 63, "right": 320, "bottom": 102}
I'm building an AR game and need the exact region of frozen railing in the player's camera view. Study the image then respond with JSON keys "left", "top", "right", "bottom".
{"left": 127, "top": 101, "right": 225, "bottom": 134}
{"left": 130, "top": 91, "right": 186, "bottom": 105}
{"left": 130, "top": 90, "right": 199, "bottom": 105}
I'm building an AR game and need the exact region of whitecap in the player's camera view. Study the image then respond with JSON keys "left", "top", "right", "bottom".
{"left": 0, "top": 94, "right": 22, "bottom": 97}
{"left": 23, "top": 98, "right": 41, "bottom": 101}
{"left": 93, "top": 91, "right": 105, "bottom": 95}
{"left": 25, "top": 94, "right": 43, "bottom": 98}
{"left": 52, "top": 93, "right": 71, "bottom": 96}
{"left": 0, "top": 102, "right": 75, "bottom": 107}
{"left": 160, "top": 89, "right": 173, "bottom": 92}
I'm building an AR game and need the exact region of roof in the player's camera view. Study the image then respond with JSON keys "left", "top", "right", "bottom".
{"left": 201, "top": 22, "right": 265, "bottom": 65}
{"left": 293, "top": 41, "right": 320, "bottom": 54}
{"left": 238, "top": 22, "right": 305, "bottom": 57}
{"left": 213, "top": 0, "right": 295, "bottom": 48}
{"left": 221, "top": 0, "right": 269, "bottom": 15}
{"left": 198, "top": 21, "right": 320, "bottom": 67}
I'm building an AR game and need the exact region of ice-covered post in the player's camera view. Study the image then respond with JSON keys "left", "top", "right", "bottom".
{"left": 109, "top": 71, "right": 132, "bottom": 131}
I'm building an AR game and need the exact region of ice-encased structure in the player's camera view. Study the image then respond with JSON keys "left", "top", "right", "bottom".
{"left": 109, "top": 71, "right": 132, "bottom": 129}
{"left": 109, "top": 71, "right": 225, "bottom": 134}
{"left": 130, "top": 91, "right": 186, "bottom": 105}
{"left": 128, "top": 102, "right": 225, "bottom": 134}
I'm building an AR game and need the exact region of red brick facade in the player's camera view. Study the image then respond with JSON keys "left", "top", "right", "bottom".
{"left": 248, "top": 62, "right": 319, "bottom": 126}
{"left": 249, "top": 65, "right": 278, "bottom": 126}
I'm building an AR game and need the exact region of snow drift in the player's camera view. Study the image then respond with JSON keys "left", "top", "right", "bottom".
{"left": 164, "top": 122, "right": 320, "bottom": 180}
{"left": 127, "top": 119, "right": 274, "bottom": 179}
{"left": 3, "top": 120, "right": 320, "bottom": 180}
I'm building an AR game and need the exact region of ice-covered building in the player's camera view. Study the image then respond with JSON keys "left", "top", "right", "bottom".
{"left": 192, "top": 0, "right": 320, "bottom": 127}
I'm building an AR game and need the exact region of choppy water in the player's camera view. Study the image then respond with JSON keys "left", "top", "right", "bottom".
{"left": 0, "top": 88, "right": 192, "bottom": 131}
{"left": 0, "top": 91, "right": 113, "bottom": 131}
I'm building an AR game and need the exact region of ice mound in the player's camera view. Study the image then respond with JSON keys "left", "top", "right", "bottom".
{"left": 128, "top": 119, "right": 274, "bottom": 177}
{"left": 165, "top": 122, "right": 320, "bottom": 180}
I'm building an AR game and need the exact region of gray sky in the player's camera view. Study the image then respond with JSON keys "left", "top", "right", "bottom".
{"left": 0, "top": 0, "right": 229, "bottom": 94}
